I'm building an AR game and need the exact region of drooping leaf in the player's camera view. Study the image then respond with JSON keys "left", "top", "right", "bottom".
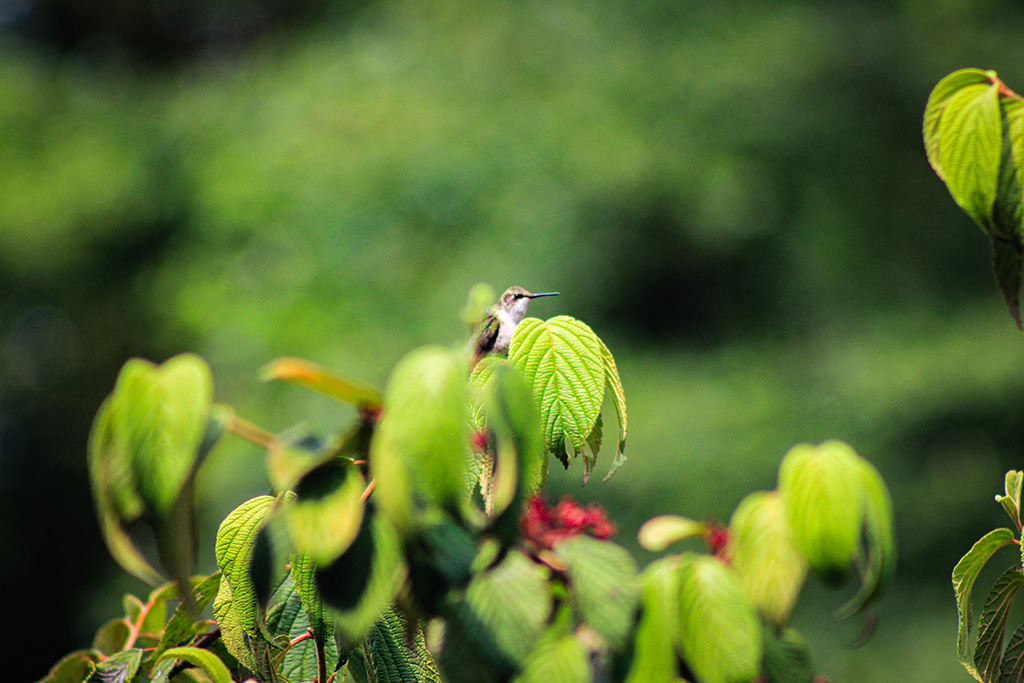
{"left": 285, "top": 460, "right": 366, "bottom": 566}
{"left": 728, "top": 490, "right": 807, "bottom": 627}
{"left": 596, "top": 335, "right": 627, "bottom": 480}
{"left": 621, "top": 558, "right": 680, "bottom": 683}
{"left": 675, "top": 553, "right": 763, "bottom": 683}
{"left": 508, "top": 316, "right": 605, "bottom": 471}
{"left": 215, "top": 495, "right": 276, "bottom": 633}
{"left": 35, "top": 649, "right": 101, "bottom": 683}
{"left": 371, "top": 345, "right": 474, "bottom": 535}
{"left": 760, "top": 626, "right": 815, "bottom": 683}
{"left": 974, "top": 568, "right": 1024, "bottom": 683}
{"left": 953, "top": 527, "right": 1017, "bottom": 679}
{"left": 778, "top": 441, "right": 863, "bottom": 583}
{"left": 363, "top": 609, "right": 441, "bottom": 683}
{"left": 440, "top": 550, "right": 552, "bottom": 681}
{"left": 155, "top": 647, "right": 232, "bottom": 683}
{"left": 555, "top": 536, "right": 640, "bottom": 651}
{"left": 637, "top": 515, "right": 707, "bottom": 553}
{"left": 262, "top": 357, "right": 382, "bottom": 410}
{"left": 838, "top": 457, "right": 897, "bottom": 617}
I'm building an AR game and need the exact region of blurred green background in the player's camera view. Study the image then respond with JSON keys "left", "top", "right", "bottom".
{"left": 6, "top": 0, "right": 1024, "bottom": 680}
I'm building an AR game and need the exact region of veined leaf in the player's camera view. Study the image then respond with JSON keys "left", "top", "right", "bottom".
{"left": 265, "top": 573, "right": 339, "bottom": 682}
{"left": 953, "top": 527, "right": 1017, "bottom": 679}
{"left": 728, "top": 490, "right": 807, "bottom": 627}
{"left": 215, "top": 495, "right": 276, "bottom": 632}
{"left": 363, "top": 609, "right": 441, "bottom": 683}
{"left": 261, "top": 357, "right": 381, "bottom": 410}
{"left": 156, "top": 647, "right": 232, "bottom": 683}
{"left": 92, "top": 648, "right": 142, "bottom": 683}
{"left": 997, "top": 470, "right": 1024, "bottom": 531}
{"left": 778, "top": 441, "right": 863, "bottom": 582}
{"left": 36, "top": 649, "right": 101, "bottom": 683}
{"left": 637, "top": 515, "right": 706, "bottom": 552}
{"left": 622, "top": 558, "right": 680, "bottom": 683}
{"left": 371, "top": 345, "right": 473, "bottom": 534}
{"left": 555, "top": 536, "right": 640, "bottom": 651}
{"left": 675, "top": 553, "right": 763, "bottom": 683}
{"left": 508, "top": 316, "right": 605, "bottom": 472}
{"left": 974, "top": 567, "right": 1024, "bottom": 683}
{"left": 153, "top": 573, "right": 222, "bottom": 661}
{"left": 108, "top": 354, "right": 213, "bottom": 518}
{"left": 512, "top": 631, "right": 589, "bottom": 683}
{"left": 212, "top": 577, "right": 257, "bottom": 672}
{"left": 596, "top": 335, "right": 627, "bottom": 480}
{"left": 999, "top": 624, "right": 1024, "bottom": 683}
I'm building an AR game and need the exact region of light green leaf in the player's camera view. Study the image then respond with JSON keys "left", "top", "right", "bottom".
{"left": 637, "top": 515, "right": 707, "bottom": 552}
{"left": 555, "top": 536, "right": 640, "bottom": 651}
{"left": 728, "top": 490, "right": 807, "bottom": 627}
{"left": 508, "top": 316, "right": 605, "bottom": 471}
{"left": 285, "top": 460, "right": 366, "bottom": 566}
{"left": 974, "top": 568, "right": 1024, "bottom": 683}
{"left": 108, "top": 354, "right": 213, "bottom": 518}
{"left": 924, "top": 69, "right": 1001, "bottom": 228}
{"left": 675, "top": 553, "right": 762, "bottom": 683}
{"left": 215, "top": 495, "right": 276, "bottom": 632}
{"left": 596, "top": 335, "right": 627, "bottom": 480}
{"left": 953, "top": 527, "right": 1017, "bottom": 680}
{"left": 156, "top": 647, "right": 232, "bottom": 683}
{"left": 778, "top": 441, "right": 863, "bottom": 582}
{"left": 621, "top": 559, "right": 680, "bottom": 683}
{"left": 997, "top": 470, "right": 1023, "bottom": 531}
{"left": 261, "top": 357, "right": 382, "bottom": 410}
{"left": 838, "top": 457, "right": 897, "bottom": 617}
{"left": 211, "top": 577, "right": 257, "bottom": 673}
{"left": 513, "top": 632, "right": 589, "bottom": 683}
{"left": 371, "top": 345, "right": 473, "bottom": 534}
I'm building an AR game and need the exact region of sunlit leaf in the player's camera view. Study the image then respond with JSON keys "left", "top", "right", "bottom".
{"left": 638, "top": 515, "right": 707, "bottom": 552}
{"left": 728, "top": 491, "right": 807, "bottom": 627}
{"left": 156, "top": 646, "right": 232, "bottom": 683}
{"left": 512, "top": 632, "right": 588, "bottom": 683}
{"left": 262, "top": 357, "right": 381, "bottom": 410}
{"left": 371, "top": 345, "right": 473, "bottom": 534}
{"left": 555, "top": 536, "right": 640, "bottom": 651}
{"left": 675, "top": 553, "right": 762, "bottom": 683}
{"left": 596, "top": 335, "right": 627, "bottom": 480}
{"left": 215, "top": 495, "right": 276, "bottom": 632}
{"left": 953, "top": 527, "right": 1017, "bottom": 680}
{"left": 212, "top": 578, "right": 257, "bottom": 673}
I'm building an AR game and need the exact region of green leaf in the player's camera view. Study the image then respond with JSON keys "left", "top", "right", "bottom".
{"left": 974, "top": 568, "right": 1024, "bottom": 683}
{"left": 675, "top": 553, "right": 763, "bottom": 683}
{"left": 91, "top": 619, "right": 131, "bottom": 656}
{"left": 87, "top": 397, "right": 163, "bottom": 586}
{"left": 924, "top": 70, "right": 1000, "bottom": 226}
{"left": 508, "top": 316, "right": 606, "bottom": 471}
{"left": 512, "top": 632, "right": 589, "bottom": 683}
{"left": 262, "top": 357, "right": 382, "bottom": 410}
{"left": 760, "top": 626, "right": 815, "bottom": 683}
{"left": 596, "top": 335, "right": 627, "bottom": 480}
{"left": 621, "top": 559, "right": 680, "bottom": 683}
{"left": 363, "top": 609, "right": 442, "bottom": 683}
{"left": 311, "top": 503, "right": 406, "bottom": 639}
{"left": 440, "top": 550, "right": 552, "bottom": 680}
{"left": 156, "top": 647, "right": 232, "bottom": 683}
{"left": 728, "top": 490, "right": 807, "bottom": 627}
{"left": 778, "top": 441, "right": 863, "bottom": 583}
{"left": 285, "top": 460, "right": 366, "bottom": 566}
{"left": 838, "top": 457, "right": 897, "bottom": 617}
{"left": 108, "top": 354, "right": 213, "bottom": 518}
{"left": 371, "top": 345, "right": 473, "bottom": 534}
{"left": 555, "top": 536, "right": 640, "bottom": 651}
{"left": 215, "top": 495, "right": 276, "bottom": 632}
{"left": 153, "top": 573, "right": 222, "bottom": 661}
{"left": 997, "top": 470, "right": 1023, "bottom": 531}
{"left": 637, "top": 515, "right": 707, "bottom": 553}
{"left": 211, "top": 577, "right": 257, "bottom": 673}
{"left": 265, "top": 573, "right": 339, "bottom": 683}
{"left": 953, "top": 527, "right": 1017, "bottom": 680}
{"left": 35, "top": 650, "right": 101, "bottom": 683}
{"left": 92, "top": 648, "right": 142, "bottom": 683}
{"left": 999, "top": 624, "right": 1024, "bottom": 683}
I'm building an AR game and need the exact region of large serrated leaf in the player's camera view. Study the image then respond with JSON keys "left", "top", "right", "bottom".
{"left": 212, "top": 577, "right": 257, "bottom": 673}
{"left": 508, "top": 316, "right": 605, "bottom": 470}
{"left": 215, "top": 495, "right": 276, "bottom": 632}
{"left": 621, "top": 558, "right": 680, "bottom": 683}
{"left": 954, "top": 527, "right": 1017, "bottom": 680}
{"left": 999, "top": 624, "right": 1024, "bottom": 683}
{"left": 440, "top": 550, "right": 552, "bottom": 680}
{"left": 675, "top": 553, "right": 763, "bottom": 683}
{"left": 974, "top": 568, "right": 1024, "bottom": 683}
{"left": 727, "top": 490, "right": 807, "bottom": 628}
{"left": 778, "top": 441, "right": 863, "bottom": 583}
{"left": 363, "top": 609, "right": 441, "bottom": 683}
{"left": 555, "top": 536, "right": 640, "bottom": 651}
{"left": 371, "top": 345, "right": 473, "bottom": 534}
{"left": 108, "top": 354, "right": 213, "bottom": 518}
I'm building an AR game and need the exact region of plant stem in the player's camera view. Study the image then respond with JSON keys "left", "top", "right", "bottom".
{"left": 228, "top": 414, "right": 278, "bottom": 450}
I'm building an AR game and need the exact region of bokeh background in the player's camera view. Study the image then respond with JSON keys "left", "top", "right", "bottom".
{"left": 7, "top": 0, "right": 1024, "bottom": 680}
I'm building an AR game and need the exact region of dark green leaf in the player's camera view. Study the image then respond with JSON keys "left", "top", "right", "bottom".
{"left": 363, "top": 609, "right": 441, "bottom": 683}
{"left": 999, "top": 624, "right": 1024, "bottom": 683}
{"left": 266, "top": 573, "right": 339, "bottom": 683}
{"left": 675, "top": 553, "right": 762, "bottom": 683}
{"left": 36, "top": 650, "right": 100, "bottom": 683}
{"left": 91, "top": 619, "right": 131, "bottom": 657}
{"left": 154, "top": 573, "right": 222, "bottom": 661}
{"left": 760, "top": 626, "right": 815, "bottom": 683}
{"left": 953, "top": 528, "right": 1017, "bottom": 679}
{"left": 555, "top": 536, "right": 640, "bottom": 651}
{"left": 975, "top": 568, "right": 1024, "bottom": 683}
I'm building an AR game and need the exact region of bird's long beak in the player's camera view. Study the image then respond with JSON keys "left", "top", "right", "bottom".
{"left": 528, "top": 292, "right": 559, "bottom": 298}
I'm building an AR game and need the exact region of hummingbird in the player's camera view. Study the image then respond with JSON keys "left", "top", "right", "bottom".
{"left": 471, "top": 286, "right": 559, "bottom": 366}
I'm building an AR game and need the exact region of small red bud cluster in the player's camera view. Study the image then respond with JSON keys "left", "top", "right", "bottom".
{"left": 521, "top": 494, "right": 616, "bottom": 550}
